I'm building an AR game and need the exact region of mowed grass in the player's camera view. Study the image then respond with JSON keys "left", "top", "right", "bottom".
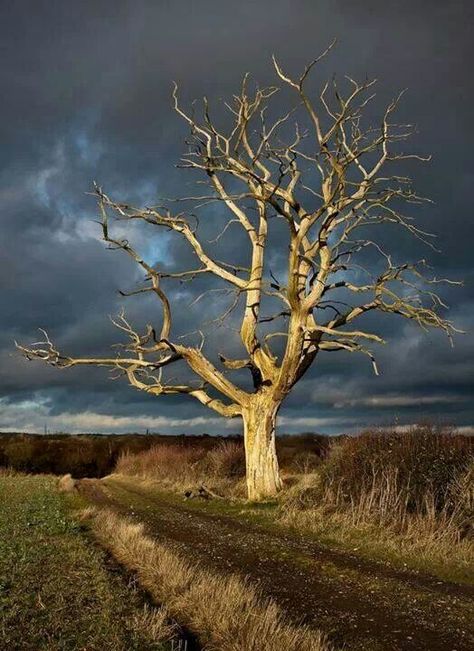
{"left": 0, "top": 473, "right": 174, "bottom": 651}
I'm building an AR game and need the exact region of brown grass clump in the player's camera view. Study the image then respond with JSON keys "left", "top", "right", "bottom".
{"left": 116, "top": 440, "right": 246, "bottom": 497}
{"left": 126, "top": 604, "right": 177, "bottom": 646}
{"left": 83, "top": 507, "right": 329, "bottom": 651}
{"left": 57, "top": 473, "right": 76, "bottom": 493}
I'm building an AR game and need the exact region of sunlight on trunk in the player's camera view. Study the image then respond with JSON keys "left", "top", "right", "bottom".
{"left": 243, "top": 398, "right": 283, "bottom": 500}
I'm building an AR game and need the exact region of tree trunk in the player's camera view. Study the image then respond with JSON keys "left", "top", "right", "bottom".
{"left": 243, "top": 395, "right": 283, "bottom": 501}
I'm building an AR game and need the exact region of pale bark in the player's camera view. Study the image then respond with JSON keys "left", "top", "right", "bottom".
{"left": 243, "top": 394, "right": 283, "bottom": 501}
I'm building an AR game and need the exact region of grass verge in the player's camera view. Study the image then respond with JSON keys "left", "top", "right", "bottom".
{"left": 107, "top": 472, "right": 474, "bottom": 584}
{"left": 82, "top": 506, "right": 330, "bottom": 651}
{"left": 0, "top": 473, "right": 175, "bottom": 650}
{"left": 280, "top": 469, "right": 474, "bottom": 584}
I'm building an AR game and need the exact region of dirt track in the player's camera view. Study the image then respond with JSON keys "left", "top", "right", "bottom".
{"left": 78, "top": 476, "right": 474, "bottom": 651}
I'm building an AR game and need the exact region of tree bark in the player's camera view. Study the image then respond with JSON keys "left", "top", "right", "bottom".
{"left": 243, "top": 395, "right": 283, "bottom": 501}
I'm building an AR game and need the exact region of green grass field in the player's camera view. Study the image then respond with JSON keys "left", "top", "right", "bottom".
{"left": 0, "top": 473, "right": 174, "bottom": 651}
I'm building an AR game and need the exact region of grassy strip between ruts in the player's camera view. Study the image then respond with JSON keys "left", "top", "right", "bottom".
{"left": 0, "top": 473, "right": 176, "bottom": 651}
{"left": 82, "top": 506, "right": 331, "bottom": 651}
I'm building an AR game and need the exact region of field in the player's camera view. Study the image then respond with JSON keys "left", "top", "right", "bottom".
{"left": 0, "top": 473, "right": 178, "bottom": 651}
{"left": 1, "top": 428, "right": 473, "bottom": 650}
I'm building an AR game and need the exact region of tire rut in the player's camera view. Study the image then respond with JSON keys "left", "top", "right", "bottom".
{"left": 78, "top": 477, "right": 474, "bottom": 651}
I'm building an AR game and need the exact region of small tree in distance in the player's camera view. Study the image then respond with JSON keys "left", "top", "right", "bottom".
{"left": 18, "top": 44, "right": 459, "bottom": 500}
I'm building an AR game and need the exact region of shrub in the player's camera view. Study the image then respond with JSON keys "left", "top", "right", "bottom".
{"left": 206, "top": 441, "right": 246, "bottom": 479}
{"left": 0, "top": 433, "right": 178, "bottom": 477}
{"left": 116, "top": 444, "right": 206, "bottom": 484}
{"left": 321, "top": 425, "right": 474, "bottom": 513}
{"left": 115, "top": 440, "right": 247, "bottom": 496}
{"left": 276, "top": 434, "right": 330, "bottom": 470}
{"left": 3, "top": 438, "right": 36, "bottom": 471}
{"left": 290, "top": 451, "right": 323, "bottom": 474}
{"left": 280, "top": 445, "right": 474, "bottom": 579}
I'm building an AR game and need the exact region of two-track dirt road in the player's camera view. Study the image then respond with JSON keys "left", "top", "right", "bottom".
{"left": 78, "top": 476, "right": 474, "bottom": 651}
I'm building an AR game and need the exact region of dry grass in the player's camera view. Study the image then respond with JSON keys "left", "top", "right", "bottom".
{"left": 111, "top": 428, "right": 474, "bottom": 581}
{"left": 57, "top": 472, "right": 76, "bottom": 492}
{"left": 0, "top": 466, "right": 17, "bottom": 476}
{"left": 206, "top": 441, "right": 246, "bottom": 478}
{"left": 82, "top": 507, "right": 330, "bottom": 651}
{"left": 278, "top": 428, "right": 474, "bottom": 580}
{"left": 127, "top": 604, "right": 177, "bottom": 646}
{"left": 321, "top": 426, "right": 473, "bottom": 510}
{"left": 116, "top": 441, "right": 247, "bottom": 497}
{"left": 280, "top": 461, "right": 474, "bottom": 580}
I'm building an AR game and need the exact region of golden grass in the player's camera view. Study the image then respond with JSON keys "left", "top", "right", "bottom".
{"left": 116, "top": 441, "right": 247, "bottom": 498}
{"left": 57, "top": 473, "right": 76, "bottom": 492}
{"left": 0, "top": 466, "right": 17, "bottom": 476}
{"left": 127, "top": 604, "right": 177, "bottom": 646}
{"left": 82, "top": 507, "right": 330, "bottom": 651}
{"left": 280, "top": 465, "right": 474, "bottom": 581}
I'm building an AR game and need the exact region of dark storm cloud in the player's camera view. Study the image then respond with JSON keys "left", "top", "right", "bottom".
{"left": 0, "top": 0, "right": 473, "bottom": 434}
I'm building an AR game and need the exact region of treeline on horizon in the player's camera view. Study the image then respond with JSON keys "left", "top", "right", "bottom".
{"left": 0, "top": 431, "right": 332, "bottom": 477}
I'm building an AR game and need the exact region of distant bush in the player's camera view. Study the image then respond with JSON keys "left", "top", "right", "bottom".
{"left": 0, "top": 433, "right": 166, "bottom": 477}
{"left": 0, "top": 431, "right": 331, "bottom": 480}
{"left": 2, "top": 438, "right": 36, "bottom": 471}
{"left": 116, "top": 444, "right": 207, "bottom": 484}
{"left": 116, "top": 440, "right": 246, "bottom": 496}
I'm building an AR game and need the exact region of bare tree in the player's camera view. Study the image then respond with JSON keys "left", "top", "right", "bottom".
{"left": 18, "top": 45, "right": 459, "bottom": 500}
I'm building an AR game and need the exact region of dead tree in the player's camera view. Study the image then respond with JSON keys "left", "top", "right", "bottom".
{"left": 18, "top": 45, "right": 459, "bottom": 500}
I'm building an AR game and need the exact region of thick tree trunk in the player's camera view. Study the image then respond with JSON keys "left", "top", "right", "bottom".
{"left": 243, "top": 395, "right": 283, "bottom": 501}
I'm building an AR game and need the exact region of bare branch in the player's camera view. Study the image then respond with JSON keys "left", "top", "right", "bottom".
{"left": 18, "top": 53, "right": 460, "bottom": 474}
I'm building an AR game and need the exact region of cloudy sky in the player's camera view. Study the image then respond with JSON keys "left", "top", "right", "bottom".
{"left": 0, "top": 0, "right": 472, "bottom": 435}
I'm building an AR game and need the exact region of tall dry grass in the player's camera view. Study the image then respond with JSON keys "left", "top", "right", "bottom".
{"left": 321, "top": 426, "right": 473, "bottom": 510}
{"left": 116, "top": 440, "right": 247, "bottom": 497}
{"left": 113, "top": 427, "right": 473, "bottom": 578}
{"left": 83, "top": 507, "right": 329, "bottom": 651}
{"left": 126, "top": 604, "right": 177, "bottom": 647}
{"left": 280, "top": 428, "right": 474, "bottom": 579}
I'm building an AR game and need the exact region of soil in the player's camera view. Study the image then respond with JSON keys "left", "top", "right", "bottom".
{"left": 77, "top": 476, "right": 474, "bottom": 651}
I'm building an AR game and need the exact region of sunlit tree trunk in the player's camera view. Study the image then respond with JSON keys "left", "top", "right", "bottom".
{"left": 243, "top": 394, "right": 283, "bottom": 501}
